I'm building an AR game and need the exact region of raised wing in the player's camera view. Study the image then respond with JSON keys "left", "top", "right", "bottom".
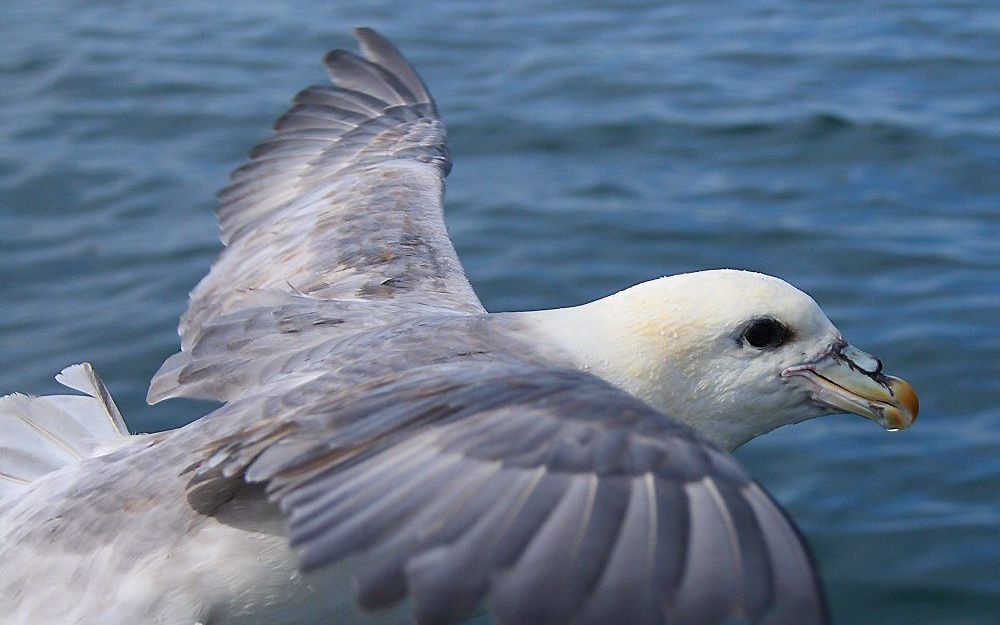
{"left": 152, "top": 29, "right": 483, "bottom": 403}
{"left": 194, "top": 361, "right": 828, "bottom": 625}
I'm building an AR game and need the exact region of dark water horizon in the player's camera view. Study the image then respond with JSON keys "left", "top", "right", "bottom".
{"left": 1, "top": 2, "right": 997, "bottom": 624}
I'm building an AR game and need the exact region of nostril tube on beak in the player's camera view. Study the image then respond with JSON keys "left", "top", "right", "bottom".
{"left": 840, "top": 344, "right": 882, "bottom": 374}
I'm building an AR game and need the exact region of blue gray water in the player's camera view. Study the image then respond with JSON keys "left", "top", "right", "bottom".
{"left": 1, "top": 2, "right": 997, "bottom": 623}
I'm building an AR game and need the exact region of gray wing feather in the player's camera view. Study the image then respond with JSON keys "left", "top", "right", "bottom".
{"left": 147, "top": 291, "right": 453, "bottom": 403}
{"left": 152, "top": 29, "right": 481, "bottom": 404}
{"left": 190, "top": 361, "right": 827, "bottom": 625}
{"left": 354, "top": 27, "right": 435, "bottom": 107}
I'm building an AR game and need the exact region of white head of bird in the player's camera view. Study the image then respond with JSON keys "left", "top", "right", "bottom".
{"left": 524, "top": 269, "right": 918, "bottom": 451}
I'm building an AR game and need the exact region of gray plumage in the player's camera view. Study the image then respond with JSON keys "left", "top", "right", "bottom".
{"left": 0, "top": 28, "right": 829, "bottom": 625}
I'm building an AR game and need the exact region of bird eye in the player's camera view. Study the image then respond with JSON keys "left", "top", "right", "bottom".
{"left": 742, "top": 318, "right": 792, "bottom": 349}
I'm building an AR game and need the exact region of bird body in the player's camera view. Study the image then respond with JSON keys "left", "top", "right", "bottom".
{"left": 0, "top": 29, "right": 917, "bottom": 625}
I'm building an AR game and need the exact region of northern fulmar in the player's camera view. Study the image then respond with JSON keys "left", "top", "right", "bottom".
{"left": 0, "top": 28, "right": 917, "bottom": 625}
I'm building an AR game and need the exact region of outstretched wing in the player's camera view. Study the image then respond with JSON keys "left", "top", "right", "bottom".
{"left": 195, "top": 361, "right": 827, "bottom": 625}
{"left": 152, "top": 29, "right": 482, "bottom": 403}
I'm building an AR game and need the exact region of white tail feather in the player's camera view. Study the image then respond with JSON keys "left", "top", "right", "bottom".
{"left": 0, "top": 363, "right": 129, "bottom": 497}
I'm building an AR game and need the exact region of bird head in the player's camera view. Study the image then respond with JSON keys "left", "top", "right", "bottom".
{"left": 530, "top": 269, "right": 918, "bottom": 450}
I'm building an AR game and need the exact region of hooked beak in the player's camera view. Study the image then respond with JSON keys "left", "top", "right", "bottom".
{"left": 783, "top": 340, "right": 918, "bottom": 430}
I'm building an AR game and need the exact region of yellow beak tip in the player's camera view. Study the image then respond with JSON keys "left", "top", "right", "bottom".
{"left": 886, "top": 376, "right": 919, "bottom": 428}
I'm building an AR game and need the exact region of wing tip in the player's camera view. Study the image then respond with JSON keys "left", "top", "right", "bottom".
{"left": 147, "top": 353, "right": 187, "bottom": 405}
{"left": 322, "top": 47, "right": 357, "bottom": 68}
{"left": 350, "top": 27, "right": 435, "bottom": 109}
{"left": 351, "top": 27, "right": 395, "bottom": 56}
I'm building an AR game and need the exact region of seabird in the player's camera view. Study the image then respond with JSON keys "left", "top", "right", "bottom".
{"left": 0, "top": 28, "right": 918, "bottom": 625}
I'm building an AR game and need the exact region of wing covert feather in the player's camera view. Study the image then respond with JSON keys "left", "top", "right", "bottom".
{"left": 191, "top": 361, "right": 828, "bottom": 625}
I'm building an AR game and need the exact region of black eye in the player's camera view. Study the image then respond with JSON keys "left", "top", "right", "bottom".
{"left": 742, "top": 318, "right": 792, "bottom": 349}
